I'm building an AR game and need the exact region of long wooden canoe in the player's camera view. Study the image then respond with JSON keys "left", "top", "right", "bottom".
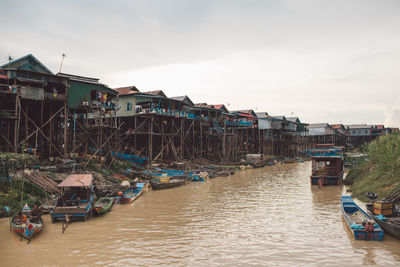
{"left": 341, "top": 196, "right": 384, "bottom": 241}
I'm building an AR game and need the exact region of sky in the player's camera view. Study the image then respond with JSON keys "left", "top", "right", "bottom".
{"left": 1, "top": 0, "right": 400, "bottom": 126}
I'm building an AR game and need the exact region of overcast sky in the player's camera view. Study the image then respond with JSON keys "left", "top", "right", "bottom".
{"left": 1, "top": 0, "right": 399, "bottom": 126}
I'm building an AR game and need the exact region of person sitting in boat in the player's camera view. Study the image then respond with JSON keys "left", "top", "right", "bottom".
{"left": 21, "top": 213, "right": 27, "bottom": 223}
{"left": 15, "top": 211, "right": 22, "bottom": 223}
{"left": 30, "top": 205, "right": 41, "bottom": 223}
{"left": 21, "top": 203, "right": 30, "bottom": 222}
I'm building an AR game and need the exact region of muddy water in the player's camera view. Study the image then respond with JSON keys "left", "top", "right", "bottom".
{"left": 1, "top": 162, "right": 400, "bottom": 266}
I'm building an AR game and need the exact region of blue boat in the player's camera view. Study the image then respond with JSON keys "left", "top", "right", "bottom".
{"left": 153, "top": 168, "right": 186, "bottom": 175}
{"left": 190, "top": 175, "right": 205, "bottom": 182}
{"left": 51, "top": 174, "right": 94, "bottom": 223}
{"left": 117, "top": 182, "right": 145, "bottom": 204}
{"left": 341, "top": 196, "right": 384, "bottom": 241}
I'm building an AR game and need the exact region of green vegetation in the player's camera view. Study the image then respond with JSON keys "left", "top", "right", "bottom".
{"left": 346, "top": 134, "right": 400, "bottom": 202}
{"left": 0, "top": 153, "right": 43, "bottom": 217}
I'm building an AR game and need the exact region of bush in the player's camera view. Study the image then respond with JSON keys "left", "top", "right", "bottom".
{"left": 348, "top": 134, "right": 400, "bottom": 201}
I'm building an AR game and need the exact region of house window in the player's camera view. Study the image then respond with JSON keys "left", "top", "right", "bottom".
{"left": 127, "top": 102, "right": 132, "bottom": 111}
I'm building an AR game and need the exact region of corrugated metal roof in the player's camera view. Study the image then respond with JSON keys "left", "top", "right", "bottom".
{"left": 143, "top": 90, "right": 166, "bottom": 97}
{"left": 195, "top": 103, "right": 215, "bottom": 109}
{"left": 213, "top": 104, "right": 229, "bottom": 113}
{"left": 255, "top": 112, "right": 268, "bottom": 118}
{"left": 58, "top": 72, "right": 99, "bottom": 84}
{"left": 286, "top": 117, "right": 300, "bottom": 123}
{"left": 0, "top": 54, "right": 53, "bottom": 75}
{"left": 58, "top": 174, "right": 93, "bottom": 187}
{"left": 346, "top": 124, "right": 372, "bottom": 129}
{"left": 170, "top": 95, "right": 194, "bottom": 106}
{"left": 330, "top": 124, "right": 345, "bottom": 129}
{"left": 309, "top": 123, "right": 329, "bottom": 128}
{"left": 115, "top": 86, "right": 140, "bottom": 95}
{"left": 271, "top": 116, "right": 286, "bottom": 121}
{"left": 232, "top": 110, "right": 253, "bottom": 114}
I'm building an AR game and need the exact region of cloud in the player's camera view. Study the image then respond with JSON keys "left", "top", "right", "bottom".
{"left": 384, "top": 107, "right": 400, "bottom": 127}
{"left": 1, "top": 0, "right": 400, "bottom": 125}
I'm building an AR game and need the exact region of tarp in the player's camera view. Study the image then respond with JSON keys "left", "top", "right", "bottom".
{"left": 58, "top": 174, "right": 93, "bottom": 187}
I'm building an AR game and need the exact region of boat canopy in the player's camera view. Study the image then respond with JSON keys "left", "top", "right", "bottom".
{"left": 58, "top": 174, "right": 93, "bottom": 188}
{"left": 308, "top": 148, "right": 343, "bottom": 158}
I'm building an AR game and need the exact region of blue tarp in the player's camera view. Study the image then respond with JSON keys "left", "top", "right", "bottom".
{"left": 376, "top": 215, "right": 388, "bottom": 221}
{"left": 350, "top": 223, "right": 365, "bottom": 230}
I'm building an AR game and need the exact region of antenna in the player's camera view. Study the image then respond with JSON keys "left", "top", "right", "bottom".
{"left": 58, "top": 53, "right": 66, "bottom": 73}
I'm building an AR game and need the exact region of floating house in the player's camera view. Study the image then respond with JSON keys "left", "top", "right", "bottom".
{"left": 309, "top": 146, "right": 344, "bottom": 186}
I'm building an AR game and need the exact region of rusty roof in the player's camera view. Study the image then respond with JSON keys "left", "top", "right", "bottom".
{"left": 114, "top": 86, "right": 140, "bottom": 95}
{"left": 213, "top": 104, "right": 229, "bottom": 112}
{"left": 143, "top": 90, "right": 167, "bottom": 97}
{"left": 58, "top": 174, "right": 93, "bottom": 187}
{"left": 330, "top": 124, "right": 345, "bottom": 129}
{"left": 195, "top": 103, "right": 215, "bottom": 109}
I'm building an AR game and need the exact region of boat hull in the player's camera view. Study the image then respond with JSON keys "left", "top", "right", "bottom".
{"left": 11, "top": 217, "right": 44, "bottom": 240}
{"left": 310, "top": 173, "right": 343, "bottom": 186}
{"left": 120, "top": 190, "right": 143, "bottom": 204}
{"left": 369, "top": 213, "right": 400, "bottom": 239}
{"left": 93, "top": 197, "right": 114, "bottom": 215}
{"left": 341, "top": 196, "right": 384, "bottom": 241}
{"left": 151, "top": 180, "right": 186, "bottom": 190}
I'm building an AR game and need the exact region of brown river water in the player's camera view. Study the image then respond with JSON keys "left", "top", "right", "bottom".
{"left": 1, "top": 162, "right": 400, "bottom": 266}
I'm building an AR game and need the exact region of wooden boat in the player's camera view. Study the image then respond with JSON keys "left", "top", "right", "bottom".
{"left": 50, "top": 174, "right": 94, "bottom": 223}
{"left": 309, "top": 147, "right": 344, "bottom": 186}
{"left": 368, "top": 212, "right": 400, "bottom": 239}
{"left": 119, "top": 182, "right": 144, "bottom": 204}
{"left": 151, "top": 176, "right": 186, "bottom": 190}
{"left": 190, "top": 175, "right": 205, "bottom": 182}
{"left": 252, "top": 159, "right": 269, "bottom": 168}
{"left": 341, "top": 196, "right": 384, "bottom": 241}
{"left": 39, "top": 199, "right": 57, "bottom": 214}
{"left": 93, "top": 197, "right": 114, "bottom": 215}
{"left": 11, "top": 204, "right": 44, "bottom": 241}
{"left": 365, "top": 191, "right": 400, "bottom": 239}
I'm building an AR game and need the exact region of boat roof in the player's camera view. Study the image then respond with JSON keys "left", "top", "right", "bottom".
{"left": 58, "top": 174, "right": 93, "bottom": 187}
{"left": 308, "top": 148, "right": 343, "bottom": 158}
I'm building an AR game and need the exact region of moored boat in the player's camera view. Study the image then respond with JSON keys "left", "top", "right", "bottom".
{"left": 151, "top": 176, "right": 186, "bottom": 190}
{"left": 39, "top": 199, "right": 57, "bottom": 214}
{"left": 93, "top": 197, "right": 114, "bottom": 215}
{"left": 119, "top": 182, "right": 145, "bottom": 204}
{"left": 367, "top": 213, "right": 400, "bottom": 239}
{"left": 341, "top": 196, "right": 384, "bottom": 241}
{"left": 190, "top": 175, "right": 205, "bottom": 182}
{"left": 309, "top": 146, "right": 344, "bottom": 186}
{"left": 365, "top": 191, "right": 400, "bottom": 239}
{"left": 11, "top": 204, "right": 44, "bottom": 241}
{"left": 50, "top": 174, "right": 94, "bottom": 223}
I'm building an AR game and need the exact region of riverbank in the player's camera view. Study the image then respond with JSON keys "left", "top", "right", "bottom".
{"left": 345, "top": 134, "right": 400, "bottom": 202}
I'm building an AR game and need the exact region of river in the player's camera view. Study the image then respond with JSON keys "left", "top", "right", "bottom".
{"left": 1, "top": 162, "right": 400, "bottom": 266}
